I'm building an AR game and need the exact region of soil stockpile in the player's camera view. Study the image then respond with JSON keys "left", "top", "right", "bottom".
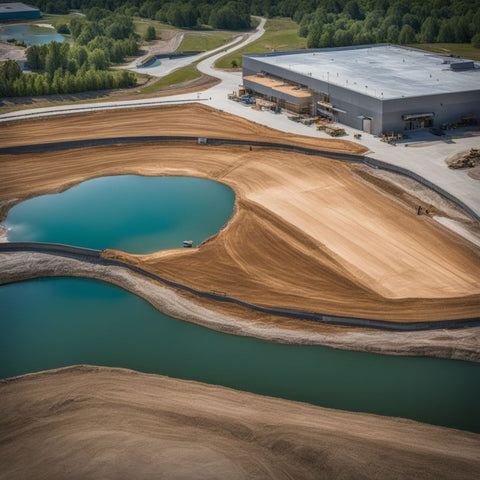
{"left": 1, "top": 365, "right": 479, "bottom": 480}
{"left": 448, "top": 149, "right": 480, "bottom": 169}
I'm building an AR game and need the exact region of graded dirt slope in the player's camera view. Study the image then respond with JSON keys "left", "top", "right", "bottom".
{"left": 1, "top": 140, "right": 479, "bottom": 321}
{"left": 0, "top": 103, "right": 366, "bottom": 154}
{"left": 1, "top": 366, "right": 479, "bottom": 480}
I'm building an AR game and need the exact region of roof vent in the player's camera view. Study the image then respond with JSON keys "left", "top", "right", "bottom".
{"left": 450, "top": 61, "right": 474, "bottom": 71}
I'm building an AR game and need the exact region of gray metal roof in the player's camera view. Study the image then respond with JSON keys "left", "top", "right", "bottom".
{"left": 0, "top": 2, "right": 39, "bottom": 14}
{"left": 247, "top": 45, "right": 480, "bottom": 100}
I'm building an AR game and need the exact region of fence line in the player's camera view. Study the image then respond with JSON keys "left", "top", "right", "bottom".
{"left": 1, "top": 242, "right": 479, "bottom": 332}
{"left": 1, "top": 136, "right": 478, "bottom": 221}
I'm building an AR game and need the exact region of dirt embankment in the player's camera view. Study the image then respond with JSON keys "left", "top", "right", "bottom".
{"left": 0, "top": 103, "right": 367, "bottom": 154}
{"left": 1, "top": 365, "right": 479, "bottom": 480}
{"left": 1, "top": 135, "right": 479, "bottom": 322}
{"left": 3, "top": 251, "right": 479, "bottom": 361}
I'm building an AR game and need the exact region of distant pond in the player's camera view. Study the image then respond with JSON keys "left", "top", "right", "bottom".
{"left": 0, "top": 24, "right": 69, "bottom": 46}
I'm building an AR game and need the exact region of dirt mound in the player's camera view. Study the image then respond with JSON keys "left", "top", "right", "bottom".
{"left": 1, "top": 366, "right": 479, "bottom": 480}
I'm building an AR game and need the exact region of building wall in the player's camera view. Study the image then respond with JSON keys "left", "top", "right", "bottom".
{"left": 243, "top": 56, "right": 384, "bottom": 134}
{"left": 382, "top": 90, "right": 480, "bottom": 132}
{"left": 243, "top": 55, "right": 480, "bottom": 135}
{"left": 0, "top": 9, "right": 40, "bottom": 20}
{"left": 242, "top": 78, "right": 311, "bottom": 107}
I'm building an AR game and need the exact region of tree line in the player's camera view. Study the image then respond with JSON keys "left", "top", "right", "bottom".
{"left": 1, "top": 7, "right": 138, "bottom": 98}
{"left": 29, "top": 0, "right": 252, "bottom": 29}
{"left": 29, "top": 0, "right": 480, "bottom": 46}
{"left": 254, "top": 0, "right": 480, "bottom": 48}
{"left": 0, "top": 57, "right": 136, "bottom": 98}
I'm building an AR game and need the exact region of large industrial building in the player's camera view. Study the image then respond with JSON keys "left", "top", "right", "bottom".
{"left": 0, "top": 2, "right": 40, "bottom": 20}
{"left": 242, "top": 44, "right": 480, "bottom": 135}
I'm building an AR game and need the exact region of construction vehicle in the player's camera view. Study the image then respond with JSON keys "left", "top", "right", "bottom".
{"left": 325, "top": 126, "right": 346, "bottom": 136}
{"left": 381, "top": 132, "right": 403, "bottom": 144}
{"left": 300, "top": 117, "right": 315, "bottom": 126}
{"left": 288, "top": 115, "right": 302, "bottom": 122}
{"left": 240, "top": 95, "right": 256, "bottom": 105}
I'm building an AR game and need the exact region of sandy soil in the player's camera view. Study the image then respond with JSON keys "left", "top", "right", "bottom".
{"left": 1, "top": 365, "right": 479, "bottom": 480}
{"left": 0, "top": 39, "right": 25, "bottom": 63}
{"left": 1, "top": 105, "right": 479, "bottom": 328}
{"left": 2, "top": 251, "right": 479, "bottom": 361}
{"left": 0, "top": 103, "right": 366, "bottom": 154}
{"left": 1, "top": 132, "right": 478, "bottom": 321}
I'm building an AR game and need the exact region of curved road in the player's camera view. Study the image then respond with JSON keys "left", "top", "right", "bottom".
{"left": 0, "top": 18, "right": 266, "bottom": 121}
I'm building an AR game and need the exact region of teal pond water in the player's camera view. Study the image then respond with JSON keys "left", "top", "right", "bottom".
{"left": 0, "top": 24, "right": 68, "bottom": 45}
{"left": 3, "top": 175, "right": 235, "bottom": 252}
{"left": 1, "top": 174, "right": 479, "bottom": 433}
{"left": 1, "top": 277, "right": 479, "bottom": 433}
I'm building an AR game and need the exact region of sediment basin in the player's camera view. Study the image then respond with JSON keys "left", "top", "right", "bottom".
{"left": 2, "top": 175, "right": 235, "bottom": 253}
{"left": 2, "top": 276, "right": 480, "bottom": 432}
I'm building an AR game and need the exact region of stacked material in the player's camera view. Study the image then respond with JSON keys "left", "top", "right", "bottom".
{"left": 448, "top": 149, "right": 480, "bottom": 169}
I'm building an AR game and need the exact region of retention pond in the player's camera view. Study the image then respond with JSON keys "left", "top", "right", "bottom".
{"left": 3, "top": 175, "right": 235, "bottom": 252}
{"left": 0, "top": 24, "right": 69, "bottom": 46}
{"left": 1, "top": 277, "right": 479, "bottom": 433}
{"left": 1, "top": 174, "right": 479, "bottom": 433}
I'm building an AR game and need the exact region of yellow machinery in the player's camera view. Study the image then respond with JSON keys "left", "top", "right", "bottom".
{"left": 325, "top": 126, "right": 346, "bottom": 136}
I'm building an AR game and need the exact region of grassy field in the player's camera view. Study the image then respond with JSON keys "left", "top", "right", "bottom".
{"left": 408, "top": 43, "right": 480, "bottom": 61}
{"left": 215, "top": 17, "right": 306, "bottom": 69}
{"left": 133, "top": 17, "right": 177, "bottom": 37}
{"left": 176, "top": 31, "right": 236, "bottom": 52}
{"left": 139, "top": 64, "right": 201, "bottom": 94}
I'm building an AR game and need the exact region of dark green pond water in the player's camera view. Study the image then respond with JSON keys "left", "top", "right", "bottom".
{"left": 3, "top": 175, "right": 235, "bottom": 253}
{"left": 1, "top": 277, "right": 479, "bottom": 433}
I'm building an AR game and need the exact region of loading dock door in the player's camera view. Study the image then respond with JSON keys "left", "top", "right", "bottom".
{"left": 362, "top": 117, "right": 372, "bottom": 134}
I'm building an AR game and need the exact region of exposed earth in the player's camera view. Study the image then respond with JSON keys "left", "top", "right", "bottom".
{"left": 1, "top": 366, "right": 479, "bottom": 480}
{"left": 1, "top": 104, "right": 479, "bottom": 324}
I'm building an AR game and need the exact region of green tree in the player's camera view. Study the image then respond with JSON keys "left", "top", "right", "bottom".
{"left": 1, "top": 59, "right": 22, "bottom": 82}
{"left": 333, "top": 29, "right": 353, "bottom": 47}
{"left": 472, "top": 33, "right": 480, "bottom": 49}
{"left": 420, "top": 17, "right": 438, "bottom": 42}
{"left": 398, "top": 24, "right": 416, "bottom": 44}
{"left": 437, "top": 21, "right": 455, "bottom": 42}
{"left": 319, "top": 25, "right": 335, "bottom": 47}
{"left": 452, "top": 16, "right": 470, "bottom": 43}
{"left": 387, "top": 24, "right": 400, "bottom": 43}
{"left": 26, "top": 45, "right": 44, "bottom": 70}
{"left": 69, "top": 45, "right": 88, "bottom": 69}
{"left": 57, "top": 24, "right": 70, "bottom": 34}
{"left": 69, "top": 17, "right": 85, "bottom": 39}
{"left": 45, "top": 42, "right": 67, "bottom": 75}
{"left": 34, "top": 74, "right": 47, "bottom": 95}
{"left": 402, "top": 13, "right": 421, "bottom": 31}
{"left": 343, "top": 1, "right": 363, "bottom": 20}
{"left": 144, "top": 26, "right": 156, "bottom": 41}
{"left": 307, "top": 23, "right": 321, "bottom": 48}
{"left": 88, "top": 49, "right": 109, "bottom": 70}
{"left": 13, "top": 77, "right": 25, "bottom": 96}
